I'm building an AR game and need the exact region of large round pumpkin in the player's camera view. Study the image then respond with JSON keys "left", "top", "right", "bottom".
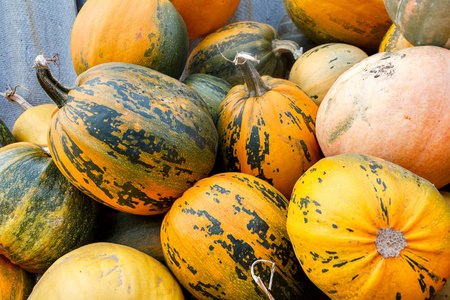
{"left": 34, "top": 56, "right": 218, "bottom": 215}
{"left": 169, "top": 0, "right": 241, "bottom": 40}
{"left": 0, "top": 142, "right": 99, "bottom": 273}
{"left": 283, "top": 0, "right": 392, "bottom": 52}
{"left": 287, "top": 153, "right": 450, "bottom": 299}
{"left": 316, "top": 46, "right": 450, "bottom": 189}
{"left": 217, "top": 53, "right": 321, "bottom": 199}
{"left": 384, "top": 0, "right": 450, "bottom": 49}
{"left": 70, "top": 0, "right": 189, "bottom": 79}
{"left": 28, "top": 242, "right": 184, "bottom": 299}
{"left": 0, "top": 255, "right": 35, "bottom": 299}
{"left": 161, "top": 172, "right": 324, "bottom": 299}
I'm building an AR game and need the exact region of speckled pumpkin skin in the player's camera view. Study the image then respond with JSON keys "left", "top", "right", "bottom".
{"left": 287, "top": 153, "right": 450, "bottom": 299}
{"left": 71, "top": 0, "right": 189, "bottom": 79}
{"left": 0, "top": 119, "right": 14, "bottom": 148}
{"left": 48, "top": 62, "right": 218, "bottom": 215}
{"left": 379, "top": 23, "right": 413, "bottom": 52}
{"left": 0, "top": 255, "right": 34, "bottom": 299}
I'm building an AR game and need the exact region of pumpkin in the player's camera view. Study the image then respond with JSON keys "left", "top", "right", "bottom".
{"left": 34, "top": 55, "right": 218, "bottom": 215}
{"left": 287, "top": 153, "right": 450, "bottom": 299}
{"left": 186, "top": 21, "right": 302, "bottom": 86}
{"left": 28, "top": 242, "right": 184, "bottom": 299}
{"left": 0, "top": 255, "right": 35, "bottom": 300}
{"left": 70, "top": 0, "right": 189, "bottom": 79}
{"left": 95, "top": 212, "right": 166, "bottom": 263}
{"left": 384, "top": 0, "right": 450, "bottom": 49}
{"left": 316, "top": 46, "right": 450, "bottom": 189}
{"left": 0, "top": 142, "right": 99, "bottom": 273}
{"left": 0, "top": 118, "right": 14, "bottom": 148}
{"left": 182, "top": 73, "right": 232, "bottom": 124}
{"left": 289, "top": 43, "right": 368, "bottom": 106}
{"left": 379, "top": 23, "right": 413, "bottom": 52}
{"left": 283, "top": 0, "right": 392, "bottom": 52}
{"left": 169, "top": 0, "right": 241, "bottom": 40}
{"left": 216, "top": 53, "right": 321, "bottom": 199}
{"left": 161, "top": 172, "right": 324, "bottom": 300}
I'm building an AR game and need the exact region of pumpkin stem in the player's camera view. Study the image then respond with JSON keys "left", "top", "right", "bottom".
{"left": 33, "top": 53, "right": 73, "bottom": 108}
{"left": 251, "top": 259, "right": 276, "bottom": 300}
{"left": 272, "top": 39, "right": 303, "bottom": 60}
{"left": 1, "top": 85, "right": 33, "bottom": 110}
{"left": 374, "top": 227, "right": 407, "bottom": 258}
{"left": 232, "top": 52, "right": 271, "bottom": 97}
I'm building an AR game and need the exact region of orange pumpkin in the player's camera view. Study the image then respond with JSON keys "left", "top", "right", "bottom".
{"left": 169, "top": 0, "right": 241, "bottom": 40}
{"left": 316, "top": 46, "right": 450, "bottom": 189}
{"left": 0, "top": 255, "right": 34, "bottom": 299}
{"left": 379, "top": 23, "right": 413, "bottom": 52}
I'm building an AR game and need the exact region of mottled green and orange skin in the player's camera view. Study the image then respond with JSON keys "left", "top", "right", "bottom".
{"left": 0, "top": 142, "right": 99, "bottom": 274}
{"left": 283, "top": 0, "right": 392, "bottom": 52}
{"left": 161, "top": 172, "right": 323, "bottom": 300}
{"left": 379, "top": 24, "right": 413, "bottom": 52}
{"left": 186, "top": 21, "right": 289, "bottom": 86}
{"left": 0, "top": 255, "right": 35, "bottom": 300}
{"left": 42, "top": 63, "right": 218, "bottom": 215}
{"left": 71, "top": 0, "right": 189, "bottom": 79}
{"left": 217, "top": 74, "right": 321, "bottom": 200}
{"left": 287, "top": 153, "right": 450, "bottom": 299}
{"left": 0, "top": 119, "right": 14, "bottom": 148}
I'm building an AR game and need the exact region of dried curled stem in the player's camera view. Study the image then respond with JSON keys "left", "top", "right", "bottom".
{"left": 251, "top": 259, "right": 276, "bottom": 300}
{"left": 1, "top": 85, "right": 32, "bottom": 110}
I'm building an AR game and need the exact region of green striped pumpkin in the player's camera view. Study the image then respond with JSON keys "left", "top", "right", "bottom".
{"left": 0, "top": 119, "right": 14, "bottom": 148}
{"left": 0, "top": 142, "right": 99, "bottom": 274}
{"left": 186, "top": 21, "right": 302, "bottom": 86}
{"left": 35, "top": 58, "right": 218, "bottom": 215}
{"left": 161, "top": 172, "right": 324, "bottom": 299}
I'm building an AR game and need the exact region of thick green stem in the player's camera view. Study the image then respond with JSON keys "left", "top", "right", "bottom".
{"left": 33, "top": 54, "right": 73, "bottom": 108}
{"left": 272, "top": 39, "right": 303, "bottom": 60}
{"left": 234, "top": 53, "right": 271, "bottom": 98}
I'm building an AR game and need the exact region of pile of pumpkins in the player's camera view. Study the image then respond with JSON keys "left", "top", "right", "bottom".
{"left": 1, "top": 0, "right": 449, "bottom": 299}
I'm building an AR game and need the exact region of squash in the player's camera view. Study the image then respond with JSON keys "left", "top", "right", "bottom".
{"left": 0, "top": 142, "right": 99, "bottom": 273}
{"left": 384, "top": 0, "right": 450, "bottom": 49}
{"left": 287, "top": 153, "right": 450, "bottom": 299}
{"left": 379, "top": 23, "right": 413, "bottom": 52}
{"left": 70, "top": 0, "right": 189, "bottom": 79}
{"left": 216, "top": 53, "right": 321, "bottom": 199}
{"left": 182, "top": 73, "right": 232, "bottom": 124}
{"left": 316, "top": 46, "right": 450, "bottom": 189}
{"left": 28, "top": 242, "right": 184, "bottom": 299}
{"left": 0, "top": 119, "right": 14, "bottom": 148}
{"left": 34, "top": 55, "right": 218, "bottom": 215}
{"left": 161, "top": 172, "right": 324, "bottom": 300}
{"left": 0, "top": 255, "right": 35, "bottom": 299}
{"left": 283, "top": 0, "right": 392, "bottom": 52}
{"left": 289, "top": 43, "right": 368, "bottom": 106}
{"left": 169, "top": 0, "right": 241, "bottom": 40}
{"left": 186, "top": 21, "right": 302, "bottom": 86}
{"left": 95, "top": 212, "right": 166, "bottom": 263}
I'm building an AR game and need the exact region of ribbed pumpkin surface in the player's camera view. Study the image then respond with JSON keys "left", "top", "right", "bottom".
{"left": 287, "top": 153, "right": 450, "bottom": 299}
{"left": 161, "top": 172, "right": 323, "bottom": 299}
{"left": 48, "top": 63, "right": 218, "bottom": 215}
{"left": 0, "top": 142, "right": 99, "bottom": 274}
{"left": 0, "top": 255, "right": 34, "bottom": 299}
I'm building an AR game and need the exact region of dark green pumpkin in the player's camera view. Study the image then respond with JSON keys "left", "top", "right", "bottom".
{"left": 0, "top": 119, "right": 15, "bottom": 148}
{"left": 95, "top": 212, "right": 165, "bottom": 263}
{"left": 186, "top": 21, "right": 302, "bottom": 86}
{"left": 35, "top": 57, "right": 218, "bottom": 216}
{"left": 182, "top": 73, "right": 232, "bottom": 124}
{"left": 0, "top": 142, "right": 99, "bottom": 274}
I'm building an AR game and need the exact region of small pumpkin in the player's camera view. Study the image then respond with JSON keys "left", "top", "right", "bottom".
{"left": 0, "top": 255, "right": 35, "bottom": 300}
{"left": 289, "top": 43, "right": 368, "bottom": 106}
{"left": 384, "top": 0, "right": 450, "bottom": 48}
{"left": 287, "top": 153, "right": 450, "bottom": 299}
{"left": 283, "top": 0, "right": 392, "bottom": 52}
{"left": 316, "top": 46, "right": 450, "bottom": 189}
{"left": 379, "top": 23, "right": 413, "bottom": 52}
{"left": 28, "top": 242, "right": 184, "bottom": 299}
{"left": 34, "top": 55, "right": 218, "bottom": 215}
{"left": 71, "top": 0, "right": 189, "bottom": 79}
{"left": 0, "top": 142, "right": 99, "bottom": 273}
{"left": 161, "top": 172, "right": 324, "bottom": 299}
{"left": 169, "top": 0, "right": 241, "bottom": 40}
{"left": 186, "top": 21, "right": 302, "bottom": 86}
{"left": 182, "top": 73, "right": 232, "bottom": 124}
{"left": 217, "top": 53, "right": 321, "bottom": 199}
